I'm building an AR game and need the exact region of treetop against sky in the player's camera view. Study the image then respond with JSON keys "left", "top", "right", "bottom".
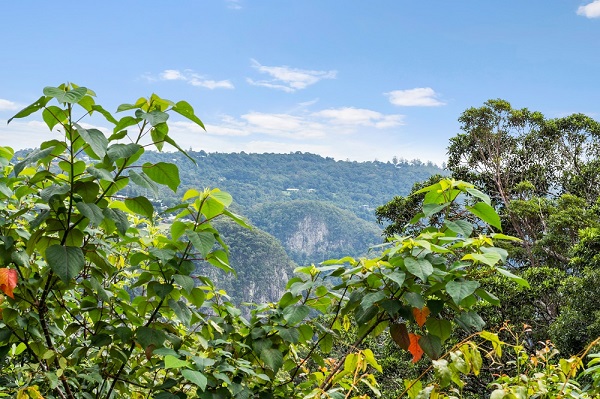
{"left": 1, "top": 1, "right": 600, "bottom": 162}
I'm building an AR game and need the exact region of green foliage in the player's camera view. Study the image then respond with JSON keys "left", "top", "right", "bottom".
{"left": 2, "top": 85, "right": 596, "bottom": 399}
{"left": 377, "top": 99, "right": 600, "bottom": 360}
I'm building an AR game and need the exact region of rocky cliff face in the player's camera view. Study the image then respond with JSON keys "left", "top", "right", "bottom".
{"left": 249, "top": 201, "right": 383, "bottom": 265}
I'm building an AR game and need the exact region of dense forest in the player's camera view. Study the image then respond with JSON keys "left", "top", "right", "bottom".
{"left": 1, "top": 86, "right": 599, "bottom": 398}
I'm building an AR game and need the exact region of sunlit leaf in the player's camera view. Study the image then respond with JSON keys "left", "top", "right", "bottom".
{"left": 0, "top": 268, "right": 18, "bottom": 298}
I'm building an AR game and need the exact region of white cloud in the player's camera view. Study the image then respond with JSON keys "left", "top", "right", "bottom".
{"left": 0, "top": 99, "right": 20, "bottom": 111}
{"left": 161, "top": 70, "right": 186, "bottom": 80}
{"left": 0, "top": 120, "right": 57, "bottom": 149}
{"left": 577, "top": 1, "right": 600, "bottom": 17}
{"left": 313, "top": 107, "right": 404, "bottom": 128}
{"left": 386, "top": 87, "right": 445, "bottom": 107}
{"left": 242, "top": 113, "right": 304, "bottom": 132}
{"left": 149, "top": 69, "right": 234, "bottom": 89}
{"left": 248, "top": 59, "right": 337, "bottom": 92}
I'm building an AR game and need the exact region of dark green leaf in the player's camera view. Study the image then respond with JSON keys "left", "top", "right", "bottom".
{"left": 103, "top": 208, "right": 129, "bottom": 235}
{"left": 168, "top": 299, "right": 192, "bottom": 326}
{"left": 278, "top": 327, "right": 300, "bottom": 344}
{"left": 45, "top": 245, "right": 84, "bottom": 281}
{"left": 135, "top": 326, "right": 166, "bottom": 349}
{"left": 107, "top": 143, "right": 142, "bottom": 161}
{"left": 455, "top": 311, "right": 485, "bottom": 332}
{"left": 283, "top": 305, "right": 310, "bottom": 325}
{"left": 419, "top": 334, "right": 442, "bottom": 360}
{"left": 128, "top": 170, "right": 159, "bottom": 195}
{"left": 75, "top": 202, "right": 104, "bottom": 226}
{"left": 181, "top": 369, "right": 207, "bottom": 391}
{"left": 154, "top": 283, "right": 174, "bottom": 299}
{"left": 260, "top": 348, "right": 283, "bottom": 372}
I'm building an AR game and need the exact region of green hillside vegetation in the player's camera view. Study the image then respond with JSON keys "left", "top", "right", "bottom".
{"left": 126, "top": 150, "right": 444, "bottom": 222}
{"left": 249, "top": 200, "right": 383, "bottom": 265}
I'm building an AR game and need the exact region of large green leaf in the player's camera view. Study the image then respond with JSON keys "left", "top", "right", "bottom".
{"left": 425, "top": 318, "right": 452, "bottom": 343}
{"left": 419, "top": 334, "right": 442, "bottom": 360}
{"left": 142, "top": 162, "right": 180, "bottom": 192}
{"left": 128, "top": 170, "right": 159, "bottom": 195}
{"left": 283, "top": 305, "right": 310, "bottom": 325}
{"left": 42, "top": 106, "right": 68, "bottom": 130}
{"left": 45, "top": 245, "right": 84, "bottom": 282}
{"left": 467, "top": 202, "right": 502, "bottom": 231}
{"left": 404, "top": 257, "right": 433, "bottom": 281}
{"left": 76, "top": 125, "right": 108, "bottom": 159}
{"left": 125, "top": 197, "right": 154, "bottom": 219}
{"left": 186, "top": 231, "right": 215, "bottom": 257}
{"left": 181, "top": 369, "right": 207, "bottom": 391}
{"left": 135, "top": 326, "right": 166, "bottom": 349}
{"left": 168, "top": 299, "right": 192, "bottom": 326}
{"left": 455, "top": 311, "right": 485, "bottom": 332}
{"left": 43, "top": 86, "right": 88, "bottom": 104}
{"left": 444, "top": 220, "right": 473, "bottom": 237}
{"left": 107, "top": 143, "right": 142, "bottom": 162}
{"left": 8, "top": 96, "right": 50, "bottom": 124}
{"left": 75, "top": 202, "right": 104, "bottom": 227}
{"left": 172, "top": 101, "right": 205, "bottom": 129}
{"left": 446, "top": 280, "right": 480, "bottom": 305}
{"left": 260, "top": 348, "right": 283, "bottom": 372}
{"left": 103, "top": 208, "right": 129, "bottom": 235}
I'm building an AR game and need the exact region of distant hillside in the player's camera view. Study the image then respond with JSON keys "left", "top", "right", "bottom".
{"left": 249, "top": 201, "right": 383, "bottom": 265}
{"left": 134, "top": 151, "right": 444, "bottom": 222}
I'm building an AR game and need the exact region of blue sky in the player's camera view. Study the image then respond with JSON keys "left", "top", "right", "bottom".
{"left": 1, "top": 1, "right": 599, "bottom": 163}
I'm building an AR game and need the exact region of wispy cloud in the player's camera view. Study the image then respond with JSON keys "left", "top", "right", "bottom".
{"left": 247, "top": 59, "right": 337, "bottom": 92}
{"left": 146, "top": 69, "right": 234, "bottom": 89}
{"left": 386, "top": 87, "right": 445, "bottom": 107}
{"left": 0, "top": 99, "right": 20, "bottom": 111}
{"left": 577, "top": 1, "right": 600, "bottom": 17}
{"left": 312, "top": 107, "right": 404, "bottom": 128}
{"left": 226, "top": 0, "right": 243, "bottom": 9}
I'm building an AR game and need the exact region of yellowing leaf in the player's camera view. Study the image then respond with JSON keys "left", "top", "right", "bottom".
{"left": 412, "top": 306, "right": 430, "bottom": 327}
{"left": 408, "top": 333, "right": 424, "bottom": 363}
{"left": 0, "top": 268, "right": 18, "bottom": 299}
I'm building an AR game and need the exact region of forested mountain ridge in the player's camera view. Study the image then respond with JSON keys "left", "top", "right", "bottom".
{"left": 130, "top": 151, "right": 444, "bottom": 222}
